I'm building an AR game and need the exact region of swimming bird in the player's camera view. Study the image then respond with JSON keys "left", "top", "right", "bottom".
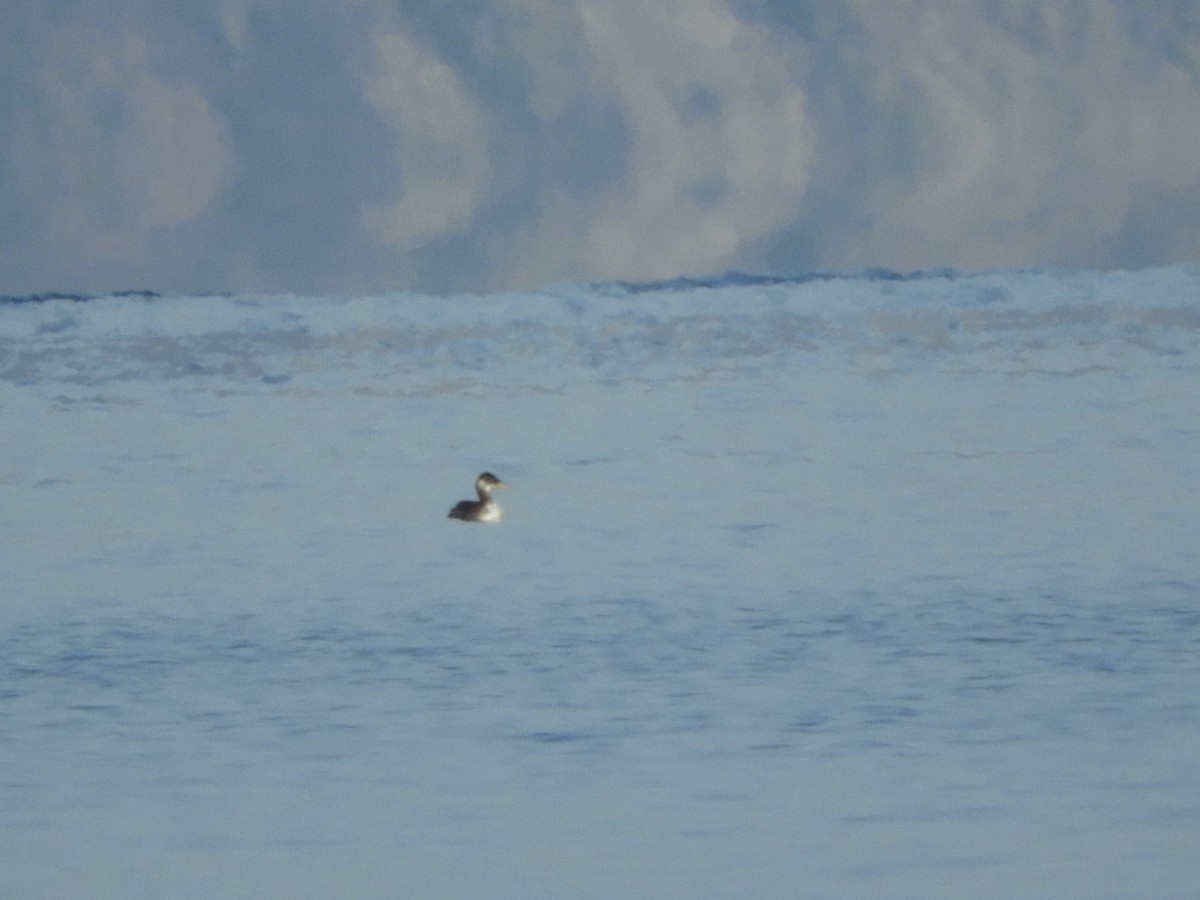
{"left": 448, "top": 472, "right": 509, "bottom": 522}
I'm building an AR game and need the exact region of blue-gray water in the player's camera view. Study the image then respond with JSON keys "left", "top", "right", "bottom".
{"left": 2, "top": 269, "right": 1198, "bottom": 897}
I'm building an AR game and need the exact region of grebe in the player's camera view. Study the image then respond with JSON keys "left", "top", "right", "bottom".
{"left": 448, "top": 472, "right": 509, "bottom": 522}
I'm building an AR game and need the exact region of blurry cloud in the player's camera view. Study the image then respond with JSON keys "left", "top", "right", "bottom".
{"left": 774, "top": 1, "right": 1200, "bottom": 272}
{"left": 1, "top": 1, "right": 1198, "bottom": 295}
{"left": 576, "top": 0, "right": 811, "bottom": 280}
{"left": 3, "top": 10, "right": 234, "bottom": 288}
{"left": 360, "top": 28, "right": 490, "bottom": 253}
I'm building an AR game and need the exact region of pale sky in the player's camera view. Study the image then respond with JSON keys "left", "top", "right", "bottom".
{"left": 2, "top": 1, "right": 1199, "bottom": 295}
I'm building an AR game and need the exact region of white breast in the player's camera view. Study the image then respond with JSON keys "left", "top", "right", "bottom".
{"left": 476, "top": 501, "right": 503, "bottom": 522}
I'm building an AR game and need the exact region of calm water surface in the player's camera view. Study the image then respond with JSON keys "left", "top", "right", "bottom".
{"left": 3, "top": 275, "right": 1199, "bottom": 898}
{"left": 4, "top": 572, "right": 1198, "bottom": 898}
